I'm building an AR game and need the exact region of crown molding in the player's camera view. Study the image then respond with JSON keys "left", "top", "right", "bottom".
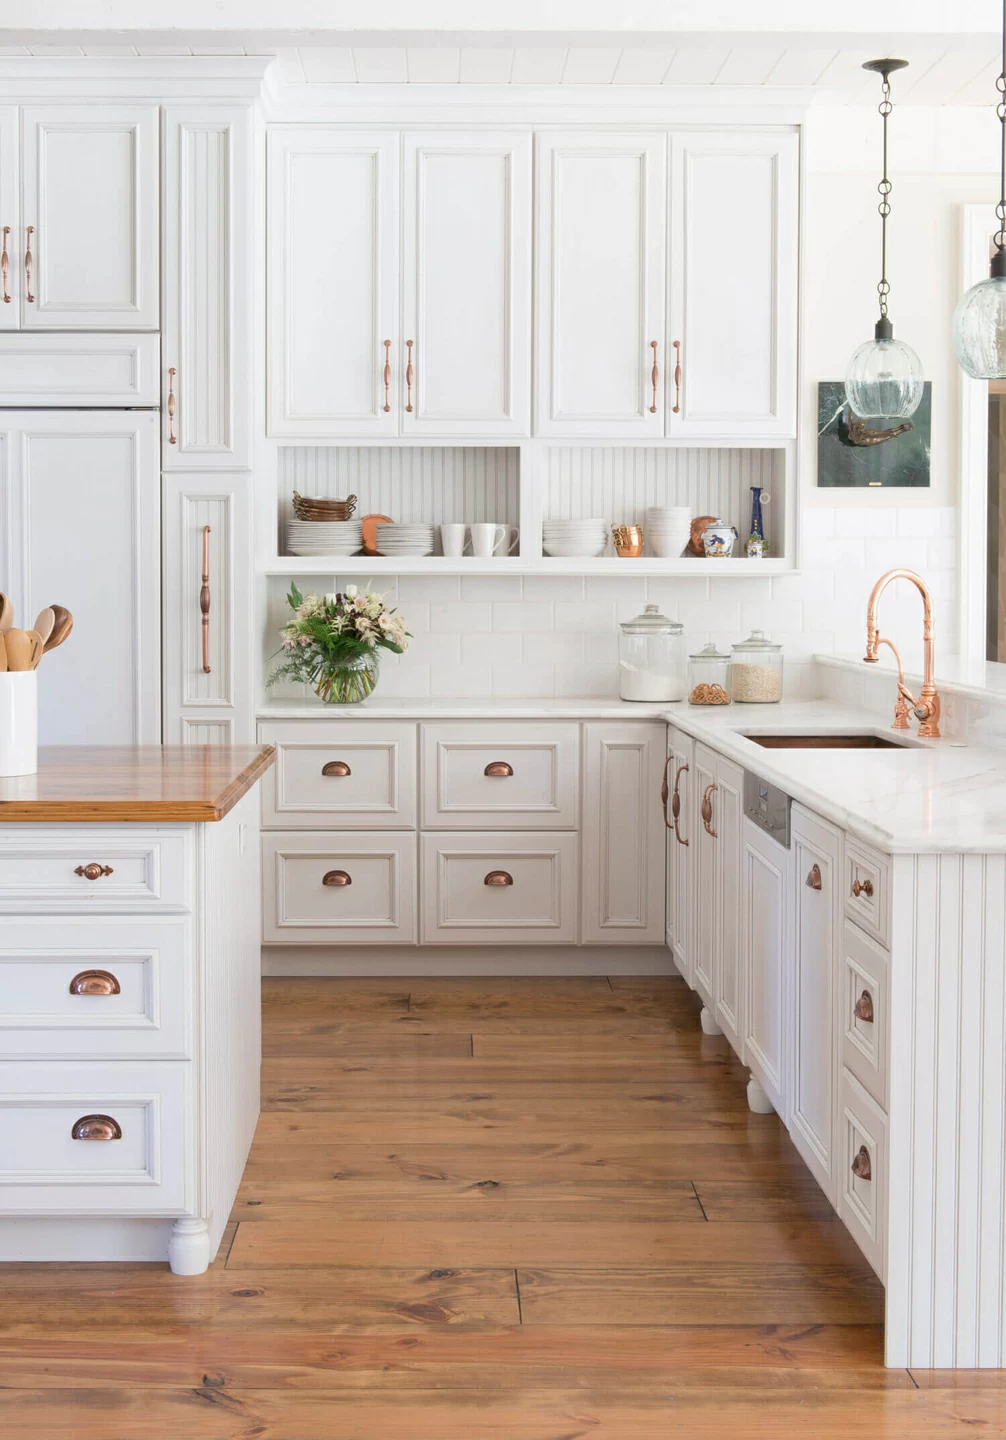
{"left": 0, "top": 55, "right": 271, "bottom": 99}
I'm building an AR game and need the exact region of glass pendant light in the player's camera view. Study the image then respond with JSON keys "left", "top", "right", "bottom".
{"left": 953, "top": 0, "right": 1006, "bottom": 379}
{"left": 844, "top": 59, "right": 925, "bottom": 421}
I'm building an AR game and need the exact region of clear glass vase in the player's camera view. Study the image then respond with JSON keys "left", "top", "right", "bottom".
{"left": 315, "top": 650, "right": 380, "bottom": 705}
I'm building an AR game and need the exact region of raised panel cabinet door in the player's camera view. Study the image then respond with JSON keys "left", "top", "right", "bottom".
{"left": 21, "top": 105, "right": 159, "bottom": 330}
{"left": 536, "top": 132, "right": 666, "bottom": 437}
{"left": 267, "top": 128, "right": 399, "bottom": 438}
{"left": 403, "top": 132, "right": 531, "bottom": 437}
{"left": 161, "top": 473, "right": 253, "bottom": 744}
{"left": 0, "top": 411, "right": 161, "bottom": 745}
{"left": 712, "top": 754, "right": 744, "bottom": 1056}
{"left": 582, "top": 723, "right": 665, "bottom": 946}
{"left": 665, "top": 726, "right": 695, "bottom": 986}
{"left": 262, "top": 831, "right": 417, "bottom": 946}
{"left": 669, "top": 130, "right": 798, "bottom": 438}
{"left": 742, "top": 817, "right": 792, "bottom": 1119}
{"left": 0, "top": 107, "right": 19, "bottom": 329}
{"left": 789, "top": 802, "right": 844, "bottom": 1201}
{"left": 162, "top": 106, "right": 253, "bottom": 469}
{"left": 691, "top": 743, "right": 718, "bottom": 1011}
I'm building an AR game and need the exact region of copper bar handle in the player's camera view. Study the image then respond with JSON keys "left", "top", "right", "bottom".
{"left": 851, "top": 1145, "right": 872, "bottom": 1181}
{"left": 660, "top": 755, "right": 673, "bottom": 829}
{"left": 851, "top": 877, "right": 874, "bottom": 899}
{"left": 1, "top": 226, "right": 9, "bottom": 304}
{"left": 701, "top": 782, "right": 717, "bottom": 838}
{"left": 484, "top": 761, "right": 513, "bottom": 778}
{"left": 24, "top": 225, "right": 33, "bottom": 303}
{"left": 167, "top": 367, "right": 177, "bottom": 444}
{"left": 74, "top": 863, "right": 114, "bottom": 881}
{"left": 672, "top": 339, "right": 681, "bottom": 413}
{"left": 71, "top": 1114, "right": 122, "bottom": 1141}
{"left": 806, "top": 864, "right": 823, "bottom": 891}
{"left": 672, "top": 763, "right": 689, "bottom": 847}
{"left": 200, "top": 524, "right": 211, "bottom": 674}
{"left": 484, "top": 870, "right": 514, "bottom": 887}
{"left": 382, "top": 339, "right": 391, "bottom": 413}
{"left": 322, "top": 760, "right": 352, "bottom": 778}
{"left": 649, "top": 340, "right": 659, "bottom": 413}
{"left": 69, "top": 969, "right": 121, "bottom": 997}
{"left": 322, "top": 869, "right": 352, "bottom": 887}
{"left": 405, "top": 340, "right": 414, "bottom": 412}
{"left": 854, "top": 989, "right": 875, "bottom": 1023}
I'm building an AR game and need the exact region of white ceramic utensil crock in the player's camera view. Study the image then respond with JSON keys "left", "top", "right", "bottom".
{"left": 0, "top": 671, "right": 38, "bottom": 776}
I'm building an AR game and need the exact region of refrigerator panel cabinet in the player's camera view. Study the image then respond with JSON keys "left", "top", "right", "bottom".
{"left": 0, "top": 108, "right": 18, "bottom": 330}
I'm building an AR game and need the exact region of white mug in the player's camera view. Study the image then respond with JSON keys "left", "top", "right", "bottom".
{"left": 470, "top": 523, "right": 519, "bottom": 559}
{"left": 440, "top": 523, "right": 469, "bottom": 558}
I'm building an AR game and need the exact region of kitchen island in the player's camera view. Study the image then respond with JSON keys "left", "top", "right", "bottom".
{"left": 0, "top": 745, "right": 274, "bottom": 1276}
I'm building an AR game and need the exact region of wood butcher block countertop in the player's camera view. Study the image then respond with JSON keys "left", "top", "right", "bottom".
{"left": 0, "top": 745, "right": 275, "bottom": 822}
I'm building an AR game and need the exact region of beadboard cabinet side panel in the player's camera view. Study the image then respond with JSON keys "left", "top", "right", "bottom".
{"left": 581, "top": 722, "right": 665, "bottom": 945}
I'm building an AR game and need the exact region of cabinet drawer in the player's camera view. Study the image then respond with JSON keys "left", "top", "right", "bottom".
{"left": 259, "top": 720, "right": 417, "bottom": 829}
{"left": 0, "top": 1060, "right": 193, "bottom": 1213}
{"left": 0, "top": 918, "right": 191, "bottom": 1060}
{"left": 845, "top": 839, "right": 889, "bottom": 948}
{"left": 838, "top": 1069, "right": 888, "bottom": 1279}
{"left": 421, "top": 832, "right": 579, "bottom": 945}
{"left": 421, "top": 723, "right": 579, "bottom": 829}
{"left": 263, "top": 832, "right": 417, "bottom": 945}
{"left": 0, "top": 828, "right": 191, "bottom": 914}
{"left": 841, "top": 922, "right": 887, "bottom": 1107}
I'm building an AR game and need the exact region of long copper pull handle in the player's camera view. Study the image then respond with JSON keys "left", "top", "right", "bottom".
{"left": 71, "top": 1114, "right": 122, "bottom": 1141}
{"left": 806, "top": 864, "right": 823, "bottom": 891}
{"left": 701, "top": 782, "right": 717, "bottom": 838}
{"left": 69, "top": 969, "right": 121, "bottom": 996}
{"left": 74, "top": 863, "right": 114, "bottom": 881}
{"left": 672, "top": 339, "right": 681, "bottom": 413}
{"left": 200, "top": 525, "right": 211, "bottom": 674}
{"left": 854, "top": 989, "right": 875, "bottom": 1023}
{"left": 851, "top": 1146, "right": 872, "bottom": 1181}
{"left": 660, "top": 755, "right": 673, "bottom": 828}
{"left": 322, "top": 760, "right": 352, "bottom": 778}
{"left": 322, "top": 869, "right": 352, "bottom": 887}
{"left": 382, "top": 339, "right": 392, "bottom": 412}
{"left": 167, "top": 367, "right": 177, "bottom": 444}
{"left": 24, "top": 225, "right": 34, "bottom": 303}
{"left": 1, "top": 227, "right": 9, "bottom": 304}
{"left": 851, "top": 877, "right": 874, "bottom": 899}
{"left": 672, "top": 763, "right": 689, "bottom": 847}
{"left": 649, "top": 340, "right": 659, "bottom": 413}
{"left": 484, "top": 870, "right": 514, "bottom": 887}
{"left": 484, "top": 761, "right": 513, "bottom": 778}
{"left": 405, "top": 340, "right": 414, "bottom": 413}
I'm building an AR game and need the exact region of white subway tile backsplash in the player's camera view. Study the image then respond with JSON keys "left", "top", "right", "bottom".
{"left": 491, "top": 601, "right": 555, "bottom": 632}
{"left": 522, "top": 575, "right": 586, "bottom": 601}
{"left": 834, "top": 507, "right": 897, "bottom": 538}
{"left": 554, "top": 602, "right": 616, "bottom": 633}
{"left": 531, "top": 632, "right": 585, "bottom": 662}
{"left": 398, "top": 575, "right": 461, "bottom": 602}
{"left": 430, "top": 660, "right": 493, "bottom": 697}
{"left": 463, "top": 632, "right": 524, "bottom": 666}
{"left": 430, "top": 602, "right": 492, "bottom": 633}
{"left": 461, "top": 575, "right": 524, "bottom": 602}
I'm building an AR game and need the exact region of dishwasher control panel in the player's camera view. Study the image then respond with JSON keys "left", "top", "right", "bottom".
{"left": 743, "top": 770, "right": 791, "bottom": 847}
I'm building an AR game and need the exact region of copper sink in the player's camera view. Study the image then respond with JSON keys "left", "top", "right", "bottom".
{"left": 744, "top": 733, "right": 915, "bottom": 750}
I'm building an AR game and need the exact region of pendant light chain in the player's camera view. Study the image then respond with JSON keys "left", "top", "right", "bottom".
{"left": 997, "top": 0, "right": 1006, "bottom": 252}
{"left": 877, "top": 69, "right": 893, "bottom": 321}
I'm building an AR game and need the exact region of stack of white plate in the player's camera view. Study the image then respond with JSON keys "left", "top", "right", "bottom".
{"left": 375, "top": 523, "right": 435, "bottom": 558}
{"left": 542, "top": 518, "right": 608, "bottom": 558}
{"left": 287, "top": 519, "right": 363, "bottom": 557}
{"left": 646, "top": 506, "right": 692, "bottom": 559}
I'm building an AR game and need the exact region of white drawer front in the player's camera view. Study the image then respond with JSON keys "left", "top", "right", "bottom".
{"left": 421, "top": 723, "right": 579, "bottom": 829}
{"left": 0, "top": 918, "right": 191, "bottom": 1060}
{"left": 259, "top": 720, "right": 417, "bottom": 829}
{"left": 838, "top": 1069, "right": 887, "bottom": 1280}
{"left": 0, "top": 1060, "right": 193, "bottom": 1213}
{"left": 841, "top": 921, "right": 887, "bottom": 1107}
{"left": 0, "top": 333, "right": 160, "bottom": 407}
{"left": 263, "top": 832, "right": 417, "bottom": 945}
{"left": 845, "top": 838, "right": 889, "bottom": 949}
{"left": 0, "top": 828, "right": 191, "bottom": 914}
{"left": 422, "top": 832, "right": 579, "bottom": 945}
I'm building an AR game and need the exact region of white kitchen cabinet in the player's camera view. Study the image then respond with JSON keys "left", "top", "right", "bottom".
{"left": 421, "top": 721, "right": 579, "bottom": 831}
{"left": 263, "top": 831, "right": 418, "bottom": 946}
{"left": 403, "top": 132, "right": 531, "bottom": 437}
{"left": 261, "top": 719, "right": 418, "bottom": 830}
{"left": 161, "top": 473, "right": 253, "bottom": 745}
{"left": 741, "top": 815, "right": 792, "bottom": 1119}
{"left": 267, "top": 129, "right": 400, "bottom": 438}
{"left": 422, "top": 831, "right": 579, "bottom": 945}
{"left": 162, "top": 106, "right": 253, "bottom": 469}
{"left": 0, "top": 410, "right": 160, "bottom": 745}
{"left": 582, "top": 723, "right": 666, "bottom": 945}
{"left": 691, "top": 742, "right": 743, "bottom": 1046}
{"left": 668, "top": 130, "right": 798, "bottom": 438}
{"left": 535, "top": 131, "right": 667, "bottom": 438}
{"left": 789, "top": 801, "right": 844, "bottom": 1200}
{"left": 664, "top": 726, "right": 694, "bottom": 986}
{"left": 692, "top": 742, "right": 717, "bottom": 1012}
{"left": 20, "top": 106, "right": 159, "bottom": 330}
{"left": 0, "top": 108, "right": 19, "bottom": 330}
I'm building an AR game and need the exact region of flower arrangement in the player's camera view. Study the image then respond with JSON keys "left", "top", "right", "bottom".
{"left": 267, "top": 583, "right": 410, "bottom": 704}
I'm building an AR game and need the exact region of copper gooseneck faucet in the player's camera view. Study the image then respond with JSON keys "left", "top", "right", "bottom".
{"left": 864, "top": 569, "right": 941, "bottom": 738}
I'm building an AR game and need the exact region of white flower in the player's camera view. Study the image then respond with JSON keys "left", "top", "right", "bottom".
{"left": 345, "top": 584, "right": 358, "bottom": 598}
{"left": 324, "top": 592, "right": 337, "bottom": 606}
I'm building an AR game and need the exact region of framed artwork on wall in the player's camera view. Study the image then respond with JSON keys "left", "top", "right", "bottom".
{"left": 817, "top": 381, "right": 931, "bottom": 488}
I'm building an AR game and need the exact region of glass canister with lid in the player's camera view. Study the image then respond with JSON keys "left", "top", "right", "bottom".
{"left": 688, "top": 643, "right": 732, "bottom": 705}
{"left": 618, "top": 604, "right": 686, "bottom": 702}
{"left": 730, "top": 629, "right": 784, "bottom": 703}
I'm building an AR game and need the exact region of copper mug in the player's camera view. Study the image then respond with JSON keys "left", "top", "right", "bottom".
{"left": 612, "top": 524, "right": 644, "bottom": 558}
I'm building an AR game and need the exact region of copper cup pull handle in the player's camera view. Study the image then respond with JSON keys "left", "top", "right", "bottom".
{"left": 851, "top": 1145, "right": 872, "bottom": 1181}
{"left": 322, "top": 761, "right": 352, "bottom": 778}
{"left": 24, "top": 225, "right": 33, "bottom": 303}
{"left": 200, "top": 524, "right": 211, "bottom": 674}
{"left": 851, "top": 877, "right": 874, "bottom": 898}
{"left": 806, "top": 864, "right": 823, "bottom": 891}
{"left": 71, "top": 1114, "right": 122, "bottom": 1141}
{"left": 701, "top": 782, "right": 717, "bottom": 838}
{"left": 74, "top": 863, "right": 114, "bottom": 881}
{"left": 322, "top": 869, "right": 352, "bottom": 887}
{"left": 484, "top": 870, "right": 514, "bottom": 887}
{"left": 854, "top": 989, "right": 875, "bottom": 1023}
{"left": 1, "top": 226, "right": 9, "bottom": 304}
{"left": 649, "top": 340, "right": 659, "bottom": 413}
{"left": 382, "top": 339, "right": 392, "bottom": 413}
{"left": 69, "top": 969, "right": 121, "bottom": 997}
{"left": 405, "top": 340, "right": 414, "bottom": 413}
{"left": 671, "top": 339, "right": 681, "bottom": 413}
{"left": 167, "top": 366, "right": 177, "bottom": 444}
{"left": 484, "top": 761, "right": 513, "bottom": 778}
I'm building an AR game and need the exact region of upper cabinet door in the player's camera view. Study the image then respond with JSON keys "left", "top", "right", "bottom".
{"left": 402, "top": 132, "right": 531, "bottom": 438}
{"left": 669, "top": 130, "right": 798, "bottom": 438}
{"left": 20, "top": 106, "right": 159, "bottom": 330}
{"left": 267, "top": 129, "right": 399, "bottom": 439}
{"left": 0, "top": 108, "right": 18, "bottom": 330}
{"left": 162, "top": 106, "right": 253, "bottom": 470}
{"left": 536, "top": 132, "right": 666, "bottom": 438}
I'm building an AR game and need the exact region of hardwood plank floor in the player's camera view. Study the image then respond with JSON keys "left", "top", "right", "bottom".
{"left": 3, "top": 973, "right": 1003, "bottom": 1438}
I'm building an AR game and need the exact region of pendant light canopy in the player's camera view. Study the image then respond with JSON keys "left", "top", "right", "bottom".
{"left": 844, "top": 59, "right": 925, "bottom": 421}
{"left": 953, "top": 0, "right": 1006, "bottom": 379}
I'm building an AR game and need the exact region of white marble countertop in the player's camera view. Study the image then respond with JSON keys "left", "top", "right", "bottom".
{"left": 258, "top": 696, "right": 672, "bottom": 720}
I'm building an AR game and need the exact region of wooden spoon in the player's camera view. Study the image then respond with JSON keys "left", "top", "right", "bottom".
{"left": 33, "top": 607, "right": 55, "bottom": 646}
{"left": 26, "top": 630, "right": 43, "bottom": 669}
{"left": 0, "top": 592, "right": 12, "bottom": 633}
{"left": 43, "top": 605, "right": 73, "bottom": 653}
{"left": 3, "top": 629, "right": 34, "bottom": 671}
{"left": 0, "top": 633, "right": 7, "bottom": 673}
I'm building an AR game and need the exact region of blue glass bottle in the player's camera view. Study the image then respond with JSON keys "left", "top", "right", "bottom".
{"left": 746, "top": 487, "right": 768, "bottom": 559}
